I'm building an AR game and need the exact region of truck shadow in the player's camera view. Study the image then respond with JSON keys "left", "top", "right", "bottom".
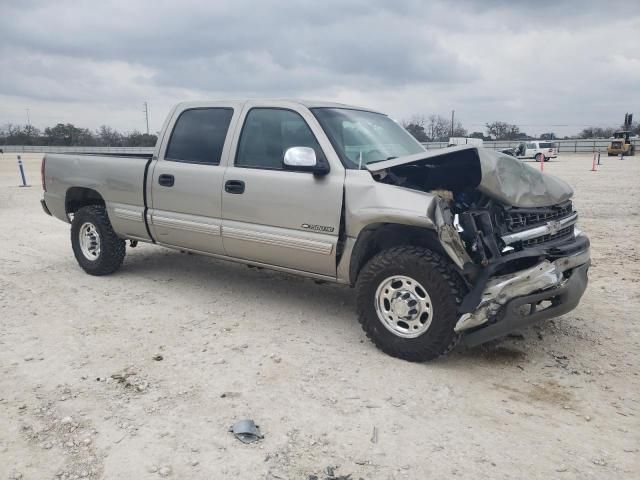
{"left": 122, "top": 246, "right": 357, "bottom": 323}
{"left": 121, "top": 247, "right": 554, "bottom": 364}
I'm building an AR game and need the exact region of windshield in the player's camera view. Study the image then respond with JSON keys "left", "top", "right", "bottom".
{"left": 311, "top": 108, "right": 425, "bottom": 169}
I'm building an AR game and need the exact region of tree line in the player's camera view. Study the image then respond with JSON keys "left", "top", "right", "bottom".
{"left": 402, "top": 115, "right": 640, "bottom": 142}
{"left": 2, "top": 117, "right": 638, "bottom": 146}
{"left": 0, "top": 123, "right": 158, "bottom": 147}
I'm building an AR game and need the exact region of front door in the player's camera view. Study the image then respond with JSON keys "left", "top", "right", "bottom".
{"left": 149, "top": 105, "right": 239, "bottom": 254}
{"left": 221, "top": 106, "right": 344, "bottom": 277}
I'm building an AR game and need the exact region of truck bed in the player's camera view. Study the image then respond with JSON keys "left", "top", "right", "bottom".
{"left": 42, "top": 153, "right": 153, "bottom": 241}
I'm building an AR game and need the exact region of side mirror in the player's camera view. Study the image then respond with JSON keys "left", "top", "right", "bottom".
{"left": 283, "top": 147, "right": 329, "bottom": 175}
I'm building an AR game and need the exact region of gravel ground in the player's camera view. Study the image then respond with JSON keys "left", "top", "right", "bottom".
{"left": 0, "top": 152, "right": 638, "bottom": 480}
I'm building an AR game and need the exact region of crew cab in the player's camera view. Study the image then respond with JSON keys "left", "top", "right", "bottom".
{"left": 41, "top": 100, "right": 590, "bottom": 361}
{"left": 514, "top": 141, "right": 558, "bottom": 162}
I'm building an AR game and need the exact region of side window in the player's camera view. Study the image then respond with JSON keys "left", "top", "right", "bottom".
{"left": 236, "top": 108, "right": 321, "bottom": 169}
{"left": 526, "top": 143, "right": 535, "bottom": 149}
{"left": 165, "top": 108, "right": 233, "bottom": 165}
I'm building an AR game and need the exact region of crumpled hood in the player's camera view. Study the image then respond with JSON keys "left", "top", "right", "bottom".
{"left": 366, "top": 145, "right": 573, "bottom": 208}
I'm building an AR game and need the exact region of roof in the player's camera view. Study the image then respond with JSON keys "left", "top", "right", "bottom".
{"left": 174, "top": 98, "right": 381, "bottom": 114}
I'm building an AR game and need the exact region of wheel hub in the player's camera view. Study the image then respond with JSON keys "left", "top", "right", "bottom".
{"left": 374, "top": 275, "right": 434, "bottom": 338}
{"left": 390, "top": 290, "right": 419, "bottom": 319}
{"left": 79, "top": 222, "right": 101, "bottom": 261}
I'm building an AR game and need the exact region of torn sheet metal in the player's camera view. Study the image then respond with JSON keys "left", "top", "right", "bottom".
{"left": 454, "top": 247, "right": 590, "bottom": 332}
{"left": 431, "top": 197, "right": 472, "bottom": 270}
{"left": 366, "top": 145, "right": 573, "bottom": 208}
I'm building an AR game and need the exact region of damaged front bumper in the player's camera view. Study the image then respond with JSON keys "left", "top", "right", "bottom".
{"left": 455, "top": 237, "right": 590, "bottom": 346}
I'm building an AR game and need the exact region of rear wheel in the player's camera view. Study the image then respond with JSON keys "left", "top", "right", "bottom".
{"left": 356, "top": 246, "right": 466, "bottom": 362}
{"left": 71, "top": 205, "right": 125, "bottom": 275}
{"left": 535, "top": 153, "right": 546, "bottom": 162}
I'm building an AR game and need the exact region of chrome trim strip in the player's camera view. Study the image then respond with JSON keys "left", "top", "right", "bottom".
{"left": 156, "top": 242, "right": 344, "bottom": 283}
{"left": 501, "top": 212, "right": 578, "bottom": 245}
{"left": 223, "top": 227, "right": 333, "bottom": 255}
{"left": 151, "top": 215, "right": 221, "bottom": 236}
{"left": 113, "top": 208, "right": 143, "bottom": 222}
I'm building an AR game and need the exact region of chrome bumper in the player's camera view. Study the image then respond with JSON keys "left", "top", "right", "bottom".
{"left": 456, "top": 245, "right": 590, "bottom": 334}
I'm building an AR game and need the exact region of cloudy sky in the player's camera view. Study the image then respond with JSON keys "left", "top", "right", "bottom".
{"left": 1, "top": 0, "right": 639, "bottom": 137}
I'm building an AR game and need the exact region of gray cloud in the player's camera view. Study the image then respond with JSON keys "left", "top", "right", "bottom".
{"left": 0, "top": 0, "right": 638, "bottom": 135}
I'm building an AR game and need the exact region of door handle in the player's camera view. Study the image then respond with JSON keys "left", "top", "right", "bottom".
{"left": 158, "top": 174, "right": 174, "bottom": 187}
{"left": 225, "top": 180, "right": 245, "bottom": 194}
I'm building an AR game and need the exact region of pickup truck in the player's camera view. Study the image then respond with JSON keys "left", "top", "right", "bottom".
{"left": 513, "top": 141, "right": 558, "bottom": 162}
{"left": 41, "top": 100, "right": 590, "bottom": 361}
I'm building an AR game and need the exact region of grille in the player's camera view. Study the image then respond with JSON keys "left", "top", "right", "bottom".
{"left": 611, "top": 142, "right": 622, "bottom": 149}
{"left": 505, "top": 202, "right": 573, "bottom": 232}
{"left": 521, "top": 225, "right": 574, "bottom": 247}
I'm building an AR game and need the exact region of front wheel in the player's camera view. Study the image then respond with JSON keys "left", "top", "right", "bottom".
{"left": 356, "top": 246, "right": 466, "bottom": 362}
{"left": 71, "top": 205, "right": 126, "bottom": 275}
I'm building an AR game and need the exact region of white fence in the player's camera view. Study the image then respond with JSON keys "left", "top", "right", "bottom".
{"left": 1, "top": 139, "right": 637, "bottom": 155}
{"left": 422, "top": 139, "right": 638, "bottom": 152}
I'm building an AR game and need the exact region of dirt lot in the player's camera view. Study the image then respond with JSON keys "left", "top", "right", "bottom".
{"left": 0, "top": 152, "right": 638, "bottom": 479}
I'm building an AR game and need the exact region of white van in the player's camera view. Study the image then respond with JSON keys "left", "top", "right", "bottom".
{"left": 514, "top": 141, "right": 558, "bottom": 162}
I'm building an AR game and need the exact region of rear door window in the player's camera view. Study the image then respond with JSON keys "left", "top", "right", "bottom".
{"left": 166, "top": 108, "right": 234, "bottom": 165}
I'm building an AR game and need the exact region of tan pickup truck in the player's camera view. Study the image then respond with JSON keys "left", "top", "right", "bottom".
{"left": 41, "top": 99, "right": 590, "bottom": 361}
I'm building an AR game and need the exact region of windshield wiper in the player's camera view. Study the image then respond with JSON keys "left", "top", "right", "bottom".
{"left": 365, "top": 156, "right": 397, "bottom": 166}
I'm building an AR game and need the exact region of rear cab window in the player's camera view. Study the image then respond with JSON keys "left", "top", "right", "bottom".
{"left": 165, "top": 108, "right": 234, "bottom": 165}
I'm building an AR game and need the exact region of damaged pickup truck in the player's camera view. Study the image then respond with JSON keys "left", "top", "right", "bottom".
{"left": 41, "top": 100, "right": 590, "bottom": 361}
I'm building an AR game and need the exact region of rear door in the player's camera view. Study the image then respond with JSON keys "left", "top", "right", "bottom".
{"left": 221, "top": 102, "right": 344, "bottom": 277}
{"left": 149, "top": 102, "right": 241, "bottom": 254}
{"left": 525, "top": 142, "right": 537, "bottom": 158}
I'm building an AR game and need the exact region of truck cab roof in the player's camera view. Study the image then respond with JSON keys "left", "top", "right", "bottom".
{"left": 173, "top": 99, "right": 381, "bottom": 114}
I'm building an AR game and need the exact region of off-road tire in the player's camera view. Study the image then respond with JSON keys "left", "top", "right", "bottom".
{"left": 71, "top": 205, "right": 126, "bottom": 275}
{"left": 356, "top": 246, "right": 466, "bottom": 362}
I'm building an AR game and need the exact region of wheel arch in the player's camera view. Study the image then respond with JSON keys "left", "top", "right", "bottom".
{"left": 349, "top": 223, "right": 446, "bottom": 285}
{"left": 65, "top": 187, "right": 105, "bottom": 216}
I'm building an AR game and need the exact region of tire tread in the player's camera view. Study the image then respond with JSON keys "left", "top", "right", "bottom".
{"left": 71, "top": 205, "right": 125, "bottom": 276}
{"left": 356, "top": 246, "right": 466, "bottom": 362}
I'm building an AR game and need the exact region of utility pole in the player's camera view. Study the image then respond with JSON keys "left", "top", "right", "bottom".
{"left": 25, "top": 108, "right": 32, "bottom": 142}
{"left": 450, "top": 110, "right": 455, "bottom": 137}
{"left": 143, "top": 102, "right": 150, "bottom": 135}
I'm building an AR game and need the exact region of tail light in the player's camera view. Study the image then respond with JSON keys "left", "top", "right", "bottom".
{"left": 41, "top": 156, "right": 47, "bottom": 191}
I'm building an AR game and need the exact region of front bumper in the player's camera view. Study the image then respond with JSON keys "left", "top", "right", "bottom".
{"left": 457, "top": 237, "right": 590, "bottom": 346}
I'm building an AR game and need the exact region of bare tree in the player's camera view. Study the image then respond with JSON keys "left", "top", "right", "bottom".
{"left": 402, "top": 115, "right": 429, "bottom": 142}
{"left": 485, "top": 121, "right": 521, "bottom": 140}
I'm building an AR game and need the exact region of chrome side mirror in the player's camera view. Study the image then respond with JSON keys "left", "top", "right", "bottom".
{"left": 284, "top": 147, "right": 317, "bottom": 168}
{"left": 283, "top": 147, "right": 329, "bottom": 175}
